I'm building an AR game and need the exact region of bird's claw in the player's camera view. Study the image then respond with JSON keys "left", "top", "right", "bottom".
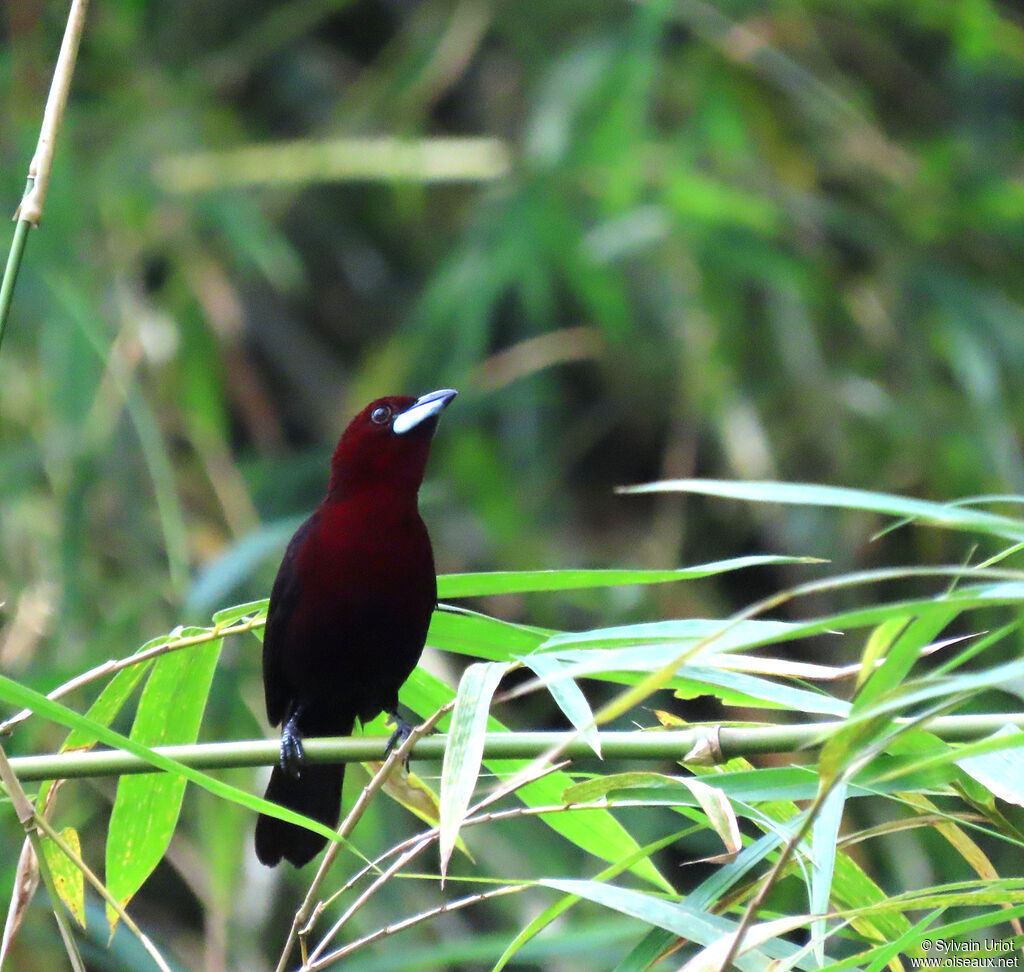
{"left": 281, "top": 711, "right": 305, "bottom": 779}
{"left": 384, "top": 711, "right": 416, "bottom": 771}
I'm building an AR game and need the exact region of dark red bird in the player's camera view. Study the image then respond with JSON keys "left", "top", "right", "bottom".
{"left": 254, "top": 388, "right": 457, "bottom": 867}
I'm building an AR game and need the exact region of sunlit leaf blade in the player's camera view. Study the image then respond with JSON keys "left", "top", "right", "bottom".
{"left": 856, "top": 616, "right": 909, "bottom": 694}
{"left": 538, "top": 617, "right": 797, "bottom": 653}
{"left": 854, "top": 608, "right": 957, "bottom": 709}
{"left": 562, "top": 759, "right": 960, "bottom": 806}
{"left": 563, "top": 771, "right": 677, "bottom": 804}
{"left": 618, "top": 479, "right": 1024, "bottom": 541}
{"left": 210, "top": 598, "right": 268, "bottom": 627}
{"left": 521, "top": 653, "right": 601, "bottom": 755}
{"left": 956, "top": 725, "right": 1024, "bottom": 806}
{"left": 537, "top": 879, "right": 805, "bottom": 970}
{"left": 679, "top": 776, "right": 741, "bottom": 855}
{"left": 439, "top": 661, "right": 511, "bottom": 880}
{"left": 534, "top": 642, "right": 850, "bottom": 715}
{"left": 810, "top": 782, "right": 845, "bottom": 965}
{"left": 105, "top": 634, "right": 222, "bottom": 931}
{"left": 438, "top": 557, "right": 818, "bottom": 598}
{"left": 428, "top": 608, "right": 550, "bottom": 660}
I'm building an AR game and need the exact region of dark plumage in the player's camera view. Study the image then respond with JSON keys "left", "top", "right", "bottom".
{"left": 254, "top": 388, "right": 457, "bottom": 867}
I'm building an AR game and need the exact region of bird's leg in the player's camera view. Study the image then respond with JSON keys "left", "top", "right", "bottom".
{"left": 384, "top": 708, "right": 416, "bottom": 770}
{"left": 280, "top": 703, "right": 306, "bottom": 779}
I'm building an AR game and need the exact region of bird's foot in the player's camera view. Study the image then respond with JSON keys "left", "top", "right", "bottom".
{"left": 384, "top": 710, "right": 416, "bottom": 770}
{"left": 281, "top": 708, "right": 306, "bottom": 779}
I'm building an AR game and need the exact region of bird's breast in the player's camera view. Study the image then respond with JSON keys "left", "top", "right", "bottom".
{"left": 280, "top": 495, "right": 436, "bottom": 707}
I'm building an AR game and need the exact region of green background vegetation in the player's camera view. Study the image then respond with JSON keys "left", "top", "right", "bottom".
{"left": 3, "top": 1, "right": 1024, "bottom": 969}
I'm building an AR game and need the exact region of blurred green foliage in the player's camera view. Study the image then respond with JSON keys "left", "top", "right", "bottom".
{"left": 3, "top": 0, "right": 1024, "bottom": 967}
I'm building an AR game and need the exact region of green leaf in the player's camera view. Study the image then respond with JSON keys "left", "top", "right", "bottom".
{"left": 522, "top": 653, "right": 601, "bottom": 755}
{"left": 618, "top": 479, "right": 1024, "bottom": 542}
{"left": 855, "top": 616, "right": 912, "bottom": 694}
{"left": 673, "top": 667, "right": 846, "bottom": 715}
{"left": 823, "top": 608, "right": 959, "bottom": 779}
{"left": 573, "top": 759, "right": 958, "bottom": 807}
{"left": 855, "top": 608, "right": 958, "bottom": 708}
{"left": 61, "top": 661, "right": 153, "bottom": 753}
{"left": 439, "top": 661, "right": 511, "bottom": 880}
{"left": 611, "top": 929, "right": 676, "bottom": 972}
{"left": 857, "top": 909, "right": 944, "bottom": 972}
{"left": 538, "top": 879, "right": 804, "bottom": 971}
{"left": 810, "top": 782, "right": 846, "bottom": 965}
{"left": 211, "top": 599, "right": 268, "bottom": 627}
{"left": 539, "top": 617, "right": 797, "bottom": 653}
{"left": 41, "top": 827, "right": 86, "bottom": 929}
{"left": 429, "top": 608, "right": 550, "bottom": 661}
{"left": 437, "top": 557, "right": 818, "bottom": 598}
{"left": 836, "top": 654, "right": 1024, "bottom": 748}
{"left": 105, "top": 633, "right": 222, "bottom": 931}
{"left": 534, "top": 641, "right": 850, "bottom": 715}
{"left": 954, "top": 726, "right": 1024, "bottom": 806}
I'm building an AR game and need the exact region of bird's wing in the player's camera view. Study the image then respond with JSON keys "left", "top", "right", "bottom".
{"left": 263, "top": 512, "right": 319, "bottom": 726}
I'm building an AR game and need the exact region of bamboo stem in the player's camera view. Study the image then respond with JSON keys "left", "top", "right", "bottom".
{"left": 7, "top": 715, "right": 1024, "bottom": 783}
{"left": 0, "top": 0, "right": 91, "bottom": 353}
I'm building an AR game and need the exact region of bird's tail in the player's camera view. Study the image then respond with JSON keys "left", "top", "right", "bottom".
{"left": 254, "top": 714, "right": 355, "bottom": 868}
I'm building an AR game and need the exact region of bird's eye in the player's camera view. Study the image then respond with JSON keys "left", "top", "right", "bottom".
{"left": 370, "top": 406, "right": 392, "bottom": 425}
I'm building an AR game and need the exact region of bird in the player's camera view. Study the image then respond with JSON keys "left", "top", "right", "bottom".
{"left": 254, "top": 387, "right": 457, "bottom": 868}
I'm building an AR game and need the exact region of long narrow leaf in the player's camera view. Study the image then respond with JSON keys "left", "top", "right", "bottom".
{"left": 439, "top": 661, "right": 511, "bottom": 880}
{"left": 521, "top": 653, "right": 601, "bottom": 755}
{"left": 538, "top": 879, "right": 807, "bottom": 970}
{"left": 618, "top": 479, "right": 1024, "bottom": 542}
{"left": 810, "top": 782, "right": 846, "bottom": 964}
{"left": 106, "top": 632, "right": 221, "bottom": 930}
{"left": 438, "top": 557, "right": 818, "bottom": 598}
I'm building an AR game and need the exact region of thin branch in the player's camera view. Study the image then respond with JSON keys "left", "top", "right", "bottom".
{"left": 30, "top": 809, "right": 172, "bottom": 972}
{"left": 0, "top": 612, "right": 264, "bottom": 737}
{"left": 0, "top": 745, "right": 84, "bottom": 972}
{"left": 303, "top": 757, "right": 566, "bottom": 964}
{"left": 275, "top": 702, "right": 453, "bottom": 972}
{"left": 287, "top": 782, "right": 592, "bottom": 947}
{"left": 303, "top": 885, "right": 527, "bottom": 970}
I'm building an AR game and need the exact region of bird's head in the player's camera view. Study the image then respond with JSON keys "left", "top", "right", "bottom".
{"left": 328, "top": 388, "right": 457, "bottom": 497}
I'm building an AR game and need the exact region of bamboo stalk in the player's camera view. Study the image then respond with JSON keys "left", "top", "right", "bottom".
{"left": 0, "top": 0, "right": 91, "bottom": 353}
{"left": 7, "top": 716, "right": 1024, "bottom": 783}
